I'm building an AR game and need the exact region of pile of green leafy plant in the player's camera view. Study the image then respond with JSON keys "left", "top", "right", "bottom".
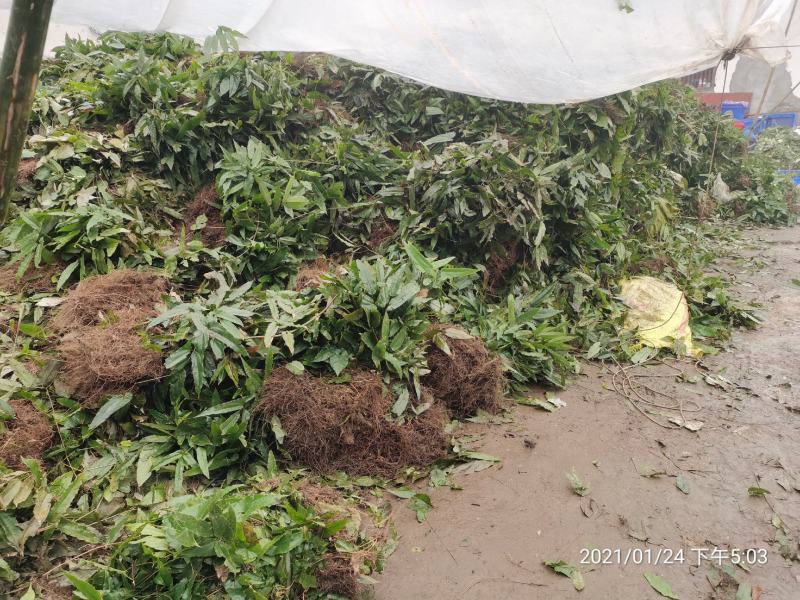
{"left": 719, "top": 153, "right": 799, "bottom": 225}
{"left": 753, "top": 126, "right": 800, "bottom": 169}
{"left": 0, "top": 28, "right": 795, "bottom": 599}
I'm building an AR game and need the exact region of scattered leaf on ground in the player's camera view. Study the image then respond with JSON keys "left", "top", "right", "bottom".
{"left": 517, "top": 397, "right": 560, "bottom": 411}
{"left": 545, "top": 560, "right": 585, "bottom": 591}
{"left": 706, "top": 566, "right": 722, "bottom": 589}
{"left": 735, "top": 582, "right": 751, "bottom": 600}
{"left": 88, "top": 393, "right": 132, "bottom": 430}
{"left": 644, "top": 572, "right": 679, "bottom": 599}
{"left": 408, "top": 493, "right": 433, "bottom": 523}
{"left": 635, "top": 462, "right": 667, "bottom": 478}
{"left": 668, "top": 416, "right": 704, "bottom": 431}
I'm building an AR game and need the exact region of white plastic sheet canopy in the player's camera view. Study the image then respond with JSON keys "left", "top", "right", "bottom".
{"left": 0, "top": 0, "right": 796, "bottom": 103}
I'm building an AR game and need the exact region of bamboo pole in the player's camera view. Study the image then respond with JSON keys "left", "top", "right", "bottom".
{"left": 0, "top": 0, "right": 54, "bottom": 225}
{"left": 750, "top": 0, "right": 798, "bottom": 119}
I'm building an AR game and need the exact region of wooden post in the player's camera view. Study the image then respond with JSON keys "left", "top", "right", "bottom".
{"left": 0, "top": 0, "right": 54, "bottom": 225}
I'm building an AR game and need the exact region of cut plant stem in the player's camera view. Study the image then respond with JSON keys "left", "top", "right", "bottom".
{"left": 0, "top": 0, "right": 54, "bottom": 224}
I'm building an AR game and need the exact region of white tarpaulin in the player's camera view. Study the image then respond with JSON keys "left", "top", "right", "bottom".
{"left": 0, "top": 0, "right": 796, "bottom": 103}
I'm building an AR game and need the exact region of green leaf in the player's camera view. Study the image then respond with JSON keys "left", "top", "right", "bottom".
{"left": 281, "top": 330, "right": 295, "bottom": 355}
{"left": 136, "top": 449, "right": 153, "bottom": 487}
{"left": 211, "top": 506, "right": 237, "bottom": 542}
{"left": 675, "top": 475, "right": 690, "bottom": 494}
{"left": 407, "top": 493, "right": 433, "bottom": 523}
{"left": 148, "top": 303, "right": 191, "bottom": 328}
{"left": 283, "top": 194, "right": 309, "bottom": 209}
{"left": 0, "top": 557, "right": 18, "bottom": 589}
{"left": 285, "top": 361, "right": 304, "bottom": 375}
{"left": 422, "top": 131, "right": 455, "bottom": 146}
{"left": 517, "top": 397, "right": 557, "bottom": 411}
{"left": 56, "top": 260, "right": 80, "bottom": 290}
{"left": 735, "top": 583, "right": 751, "bottom": 600}
{"left": 88, "top": 393, "right": 132, "bottom": 430}
{"left": 643, "top": 572, "right": 679, "bottom": 599}
{"left": 64, "top": 572, "right": 103, "bottom": 600}
{"left": 386, "top": 487, "right": 416, "bottom": 499}
{"left": 391, "top": 388, "right": 409, "bottom": 417}
{"left": 20, "top": 586, "right": 35, "bottom": 600}
{"left": 327, "top": 349, "right": 350, "bottom": 376}
{"left": 50, "top": 475, "right": 83, "bottom": 519}
{"left": 545, "top": 560, "right": 585, "bottom": 591}
{"left": 747, "top": 486, "right": 770, "bottom": 497}
{"left": 404, "top": 241, "right": 436, "bottom": 276}
{"left": 17, "top": 323, "right": 47, "bottom": 339}
{"left": 271, "top": 415, "right": 285, "bottom": 444}
{"left": 196, "top": 401, "right": 245, "bottom": 417}
{"left": 444, "top": 328, "right": 472, "bottom": 340}
{"left": 629, "top": 346, "right": 655, "bottom": 364}
{"left": 585, "top": 341, "right": 602, "bottom": 360}
{"left": 459, "top": 451, "right": 500, "bottom": 462}
{"left": 164, "top": 346, "right": 191, "bottom": 370}
{"left": 269, "top": 531, "right": 304, "bottom": 555}
{"left": 191, "top": 349, "right": 205, "bottom": 393}
{"left": 439, "top": 266, "right": 477, "bottom": 280}
{"left": 196, "top": 447, "right": 210, "bottom": 478}
{"left": 58, "top": 519, "right": 102, "bottom": 543}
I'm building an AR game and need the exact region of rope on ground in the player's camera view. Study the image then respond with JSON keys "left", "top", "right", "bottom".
{"left": 610, "top": 358, "right": 702, "bottom": 429}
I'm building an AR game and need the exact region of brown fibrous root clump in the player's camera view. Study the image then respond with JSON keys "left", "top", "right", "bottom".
{"left": 52, "top": 269, "right": 167, "bottom": 332}
{"left": 0, "top": 261, "right": 63, "bottom": 295}
{"left": 317, "top": 552, "right": 362, "bottom": 598}
{"left": 57, "top": 310, "right": 165, "bottom": 408}
{"left": 16, "top": 158, "right": 38, "bottom": 184}
{"left": 0, "top": 399, "right": 55, "bottom": 469}
{"left": 367, "top": 217, "right": 397, "bottom": 249}
{"left": 424, "top": 329, "right": 504, "bottom": 417}
{"left": 483, "top": 242, "right": 519, "bottom": 291}
{"left": 53, "top": 269, "right": 167, "bottom": 407}
{"left": 294, "top": 257, "right": 337, "bottom": 291}
{"left": 254, "top": 367, "right": 449, "bottom": 477}
{"left": 183, "top": 184, "right": 226, "bottom": 247}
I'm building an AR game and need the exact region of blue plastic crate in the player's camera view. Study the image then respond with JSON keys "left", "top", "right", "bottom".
{"left": 741, "top": 117, "right": 764, "bottom": 139}
{"left": 776, "top": 169, "right": 800, "bottom": 186}
{"left": 742, "top": 112, "right": 798, "bottom": 141}
{"left": 721, "top": 101, "right": 747, "bottom": 119}
{"left": 764, "top": 112, "right": 797, "bottom": 129}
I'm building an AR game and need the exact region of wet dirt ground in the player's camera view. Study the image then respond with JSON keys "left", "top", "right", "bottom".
{"left": 375, "top": 227, "right": 800, "bottom": 600}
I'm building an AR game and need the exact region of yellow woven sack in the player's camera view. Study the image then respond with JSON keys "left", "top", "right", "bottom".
{"left": 619, "top": 276, "right": 697, "bottom": 357}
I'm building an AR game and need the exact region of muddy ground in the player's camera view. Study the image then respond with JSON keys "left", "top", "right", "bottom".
{"left": 376, "top": 227, "right": 800, "bottom": 600}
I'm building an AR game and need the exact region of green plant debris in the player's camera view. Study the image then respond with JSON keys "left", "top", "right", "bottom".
{"left": 567, "top": 468, "right": 591, "bottom": 496}
{"left": 644, "top": 572, "right": 680, "bottom": 599}
{"left": 545, "top": 560, "right": 585, "bottom": 591}
{"left": 0, "top": 25, "right": 795, "bottom": 599}
{"left": 754, "top": 126, "right": 800, "bottom": 169}
{"left": 735, "top": 582, "right": 752, "bottom": 600}
{"left": 771, "top": 513, "right": 799, "bottom": 560}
